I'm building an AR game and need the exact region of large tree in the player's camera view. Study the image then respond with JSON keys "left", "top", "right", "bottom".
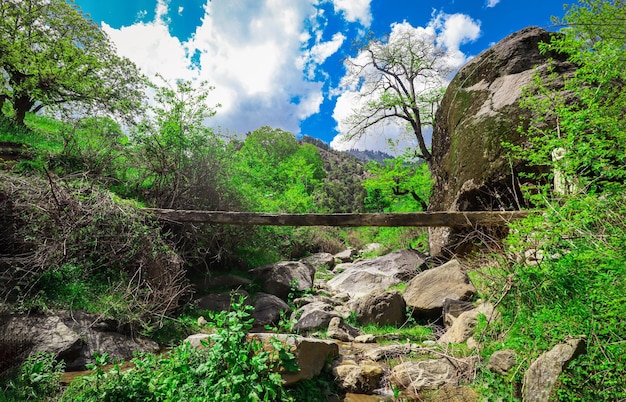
{"left": 0, "top": 0, "right": 146, "bottom": 125}
{"left": 340, "top": 24, "right": 453, "bottom": 164}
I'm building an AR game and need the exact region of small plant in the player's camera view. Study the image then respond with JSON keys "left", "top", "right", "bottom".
{"left": 1, "top": 352, "right": 64, "bottom": 401}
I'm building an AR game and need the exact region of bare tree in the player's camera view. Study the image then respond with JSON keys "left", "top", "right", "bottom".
{"left": 340, "top": 26, "right": 452, "bottom": 164}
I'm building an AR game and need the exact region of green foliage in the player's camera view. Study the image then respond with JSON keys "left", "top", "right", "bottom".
{"left": 0, "top": 352, "right": 64, "bottom": 401}
{"left": 363, "top": 155, "right": 432, "bottom": 213}
{"left": 62, "top": 296, "right": 301, "bottom": 402}
{"left": 0, "top": 0, "right": 146, "bottom": 126}
{"left": 480, "top": 2, "right": 626, "bottom": 400}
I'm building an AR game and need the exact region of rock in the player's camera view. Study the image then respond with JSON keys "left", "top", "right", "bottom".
{"left": 292, "top": 301, "right": 341, "bottom": 333}
{"left": 363, "top": 344, "right": 417, "bottom": 361}
{"left": 194, "top": 273, "right": 252, "bottom": 293}
{"left": 429, "top": 26, "right": 578, "bottom": 256}
{"left": 335, "top": 249, "right": 357, "bottom": 263}
{"left": 391, "top": 359, "right": 457, "bottom": 391}
{"left": 248, "top": 333, "right": 339, "bottom": 385}
{"left": 360, "top": 243, "right": 382, "bottom": 255}
{"left": 194, "top": 289, "right": 250, "bottom": 311}
{"left": 438, "top": 302, "right": 498, "bottom": 344}
{"left": 522, "top": 338, "right": 586, "bottom": 402}
{"left": 487, "top": 349, "right": 517, "bottom": 375}
{"left": 443, "top": 298, "right": 475, "bottom": 327}
{"left": 327, "top": 250, "right": 425, "bottom": 299}
{"left": 300, "top": 252, "right": 335, "bottom": 270}
{"left": 250, "top": 261, "right": 314, "bottom": 299}
{"left": 343, "top": 394, "right": 395, "bottom": 402}
{"left": 252, "top": 292, "right": 291, "bottom": 327}
{"left": 197, "top": 316, "right": 208, "bottom": 326}
{"left": 334, "top": 361, "right": 384, "bottom": 394}
{"left": 354, "top": 334, "right": 377, "bottom": 343}
{"left": 355, "top": 290, "right": 406, "bottom": 326}
{"left": 183, "top": 333, "right": 211, "bottom": 348}
{"left": 327, "top": 317, "right": 364, "bottom": 342}
{"left": 0, "top": 312, "right": 159, "bottom": 371}
{"left": 293, "top": 295, "right": 341, "bottom": 308}
{"left": 403, "top": 259, "right": 476, "bottom": 317}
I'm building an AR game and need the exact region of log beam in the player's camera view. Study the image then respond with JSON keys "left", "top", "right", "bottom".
{"left": 144, "top": 209, "right": 532, "bottom": 228}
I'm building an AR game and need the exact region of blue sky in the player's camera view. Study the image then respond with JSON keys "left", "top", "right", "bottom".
{"left": 74, "top": 0, "right": 568, "bottom": 152}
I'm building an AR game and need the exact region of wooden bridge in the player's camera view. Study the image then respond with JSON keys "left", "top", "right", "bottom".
{"left": 145, "top": 209, "right": 531, "bottom": 228}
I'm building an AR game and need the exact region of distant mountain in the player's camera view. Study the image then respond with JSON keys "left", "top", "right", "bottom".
{"left": 344, "top": 149, "right": 393, "bottom": 163}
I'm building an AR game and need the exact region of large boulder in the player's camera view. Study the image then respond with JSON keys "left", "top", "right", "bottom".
{"left": 0, "top": 312, "right": 159, "bottom": 371}
{"left": 354, "top": 290, "right": 406, "bottom": 327}
{"left": 327, "top": 250, "right": 425, "bottom": 299}
{"left": 403, "top": 259, "right": 476, "bottom": 317}
{"left": 429, "top": 26, "right": 577, "bottom": 256}
{"left": 250, "top": 261, "right": 314, "bottom": 300}
{"left": 522, "top": 338, "right": 586, "bottom": 402}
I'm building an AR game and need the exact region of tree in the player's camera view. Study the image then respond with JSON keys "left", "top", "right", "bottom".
{"left": 0, "top": 0, "right": 146, "bottom": 125}
{"left": 339, "top": 24, "right": 452, "bottom": 164}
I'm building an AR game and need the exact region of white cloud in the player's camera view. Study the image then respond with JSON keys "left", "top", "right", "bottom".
{"left": 330, "top": 0, "right": 372, "bottom": 27}
{"left": 330, "top": 12, "right": 480, "bottom": 153}
{"left": 101, "top": 0, "right": 337, "bottom": 135}
{"left": 486, "top": 0, "right": 501, "bottom": 7}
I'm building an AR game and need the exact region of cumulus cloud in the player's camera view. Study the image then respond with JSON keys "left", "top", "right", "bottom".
{"left": 330, "top": 12, "right": 480, "bottom": 153}
{"left": 101, "top": 0, "right": 347, "bottom": 135}
{"left": 486, "top": 0, "right": 501, "bottom": 7}
{"left": 330, "top": 0, "right": 372, "bottom": 27}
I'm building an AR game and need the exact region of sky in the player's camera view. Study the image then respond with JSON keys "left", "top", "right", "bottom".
{"left": 73, "top": 0, "right": 569, "bottom": 153}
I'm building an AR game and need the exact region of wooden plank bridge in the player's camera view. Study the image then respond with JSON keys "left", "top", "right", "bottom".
{"left": 145, "top": 209, "right": 532, "bottom": 228}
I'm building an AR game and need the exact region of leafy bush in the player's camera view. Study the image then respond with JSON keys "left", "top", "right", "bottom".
{"left": 0, "top": 352, "right": 64, "bottom": 401}
{"left": 61, "top": 296, "right": 301, "bottom": 402}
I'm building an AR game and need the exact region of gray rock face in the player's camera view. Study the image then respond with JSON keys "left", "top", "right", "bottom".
{"left": 333, "top": 362, "right": 384, "bottom": 394}
{"left": 354, "top": 290, "right": 406, "bottom": 326}
{"left": 194, "top": 289, "right": 250, "bottom": 311}
{"left": 391, "top": 359, "right": 457, "bottom": 391}
{"left": 327, "top": 250, "right": 425, "bottom": 299}
{"left": 403, "top": 259, "right": 476, "bottom": 317}
{"left": 327, "top": 317, "right": 364, "bottom": 342}
{"left": 0, "top": 312, "right": 159, "bottom": 371}
{"left": 250, "top": 261, "right": 314, "bottom": 299}
{"left": 252, "top": 292, "right": 290, "bottom": 327}
{"left": 429, "top": 26, "right": 577, "bottom": 256}
{"left": 522, "top": 338, "right": 586, "bottom": 402}
{"left": 292, "top": 301, "right": 341, "bottom": 333}
{"left": 438, "top": 302, "right": 497, "bottom": 344}
{"left": 488, "top": 349, "right": 518, "bottom": 375}
{"left": 300, "top": 252, "right": 335, "bottom": 270}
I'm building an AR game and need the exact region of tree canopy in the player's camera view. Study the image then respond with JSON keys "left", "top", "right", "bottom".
{"left": 339, "top": 24, "right": 452, "bottom": 164}
{"left": 0, "top": 0, "right": 146, "bottom": 125}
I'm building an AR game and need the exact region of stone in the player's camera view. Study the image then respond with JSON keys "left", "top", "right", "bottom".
{"left": 0, "top": 311, "right": 159, "bottom": 371}
{"left": 183, "top": 333, "right": 211, "bottom": 349}
{"left": 354, "top": 334, "right": 377, "bottom": 343}
{"left": 197, "top": 316, "right": 208, "bottom": 326}
{"left": 391, "top": 359, "right": 457, "bottom": 391}
{"left": 403, "top": 260, "right": 476, "bottom": 317}
{"left": 252, "top": 292, "right": 291, "bottom": 327}
{"left": 248, "top": 333, "right": 339, "bottom": 385}
{"left": 487, "top": 349, "right": 518, "bottom": 375}
{"left": 194, "top": 289, "right": 250, "bottom": 311}
{"left": 355, "top": 290, "right": 406, "bottom": 326}
{"left": 429, "top": 26, "right": 578, "bottom": 256}
{"left": 360, "top": 243, "right": 382, "bottom": 255}
{"left": 292, "top": 301, "right": 341, "bottom": 333}
{"left": 334, "top": 362, "right": 384, "bottom": 394}
{"left": 300, "top": 252, "right": 335, "bottom": 270}
{"left": 250, "top": 261, "right": 314, "bottom": 299}
{"left": 334, "top": 249, "right": 357, "bottom": 263}
{"left": 438, "top": 302, "right": 498, "bottom": 344}
{"left": 363, "top": 344, "right": 417, "bottom": 361}
{"left": 194, "top": 273, "right": 252, "bottom": 293}
{"left": 522, "top": 338, "right": 586, "bottom": 402}
{"left": 327, "top": 250, "right": 425, "bottom": 299}
{"left": 327, "top": 317, "right": 364, "bottom": 342}
{"left": 443, "top": 298, "right": 476, "bottom": 327}
{"left": 343, "top": 394, "right": 395, "bottom": 402}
